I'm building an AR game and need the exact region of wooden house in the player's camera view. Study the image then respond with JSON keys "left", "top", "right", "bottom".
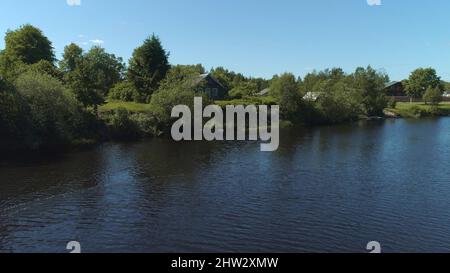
{"left": 192, "top": 73, "right": 228, "bottom": 100}
{"left": 384, "top": 81, "right": 406, "bottom": 97}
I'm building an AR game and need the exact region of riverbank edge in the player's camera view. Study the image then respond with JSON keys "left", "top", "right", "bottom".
{"left": 384, "top": 105, "right": 450, "bottom": 119}
{"left": 2, "top": 104, "right": 450, "bottom": 155}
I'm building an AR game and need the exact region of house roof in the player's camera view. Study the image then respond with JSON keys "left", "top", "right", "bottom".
{"left": 192, "top": 73, "right": 209, "bottom": 85}
{"left": 384, "top": 81, "right": 401, "bottom": 89}
{"left": 257, "top": 88, "right": 270, "bottom": 96}
{"left": 192, "top": 73, "right": 226, "bottom": 90}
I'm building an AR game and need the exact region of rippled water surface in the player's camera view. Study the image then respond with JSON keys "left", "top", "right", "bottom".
{"left": 1, "top": 118, "right": 450, "bottom": 253}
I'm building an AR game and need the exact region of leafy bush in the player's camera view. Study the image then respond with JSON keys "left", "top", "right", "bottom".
{"left": 0, "top": 52, "right": 29, "bottom": 82}
{"left": 108, "top": 81, "right": 140, "bottom": 102}
{"left": 14, "top": 71, "right": 84, "bottom": 148}
{"left": 315, "top": 82, "right": 364, "bottom": 124}
{"left": 229, "top": 81, "right": 258, "bottom": 99}
{"left": 423, "top": 86, "right": 442, "bottom": 105}
{"left": 427, "top": 105, "right": 442, "bottom": 116}
{"left": 387, "top": 97, "right": 397, "bottom": 109}
{"left": 29, "top": 60, "right": 63, "bottom": 80}
{"left": 0, "top": 83, "right": 29, "bottom": 141}
{"left": 105, "top": 108, "right": 141, "bottom": 140}
{"left": 130, "top": 113, "right": 161, "bottom": 136}
{"left": 409, "top": 105, "right": 423, "bottom": 117}
{"left": 150, "top": 83, "right": 211, "bottom": 128}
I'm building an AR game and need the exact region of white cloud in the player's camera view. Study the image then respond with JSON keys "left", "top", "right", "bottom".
{"left": 90, "top": 39, "right": 104, "bottom": 45}
{"left": 367, "top": 0, "right": 381, "bottom": 6}
{"left": 67, "top": 0, "right": 81, "bottom": 6}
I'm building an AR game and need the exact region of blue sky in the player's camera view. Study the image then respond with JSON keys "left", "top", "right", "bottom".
{"left": 1, "top": 0, "right": 450, "bottom": 81}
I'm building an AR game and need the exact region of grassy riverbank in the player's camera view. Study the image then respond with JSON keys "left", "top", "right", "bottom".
{"left": 100, "top": 100, "right": 450, "bottom": 122}
{"left": 100, "top": 97, "right": 279, "bottom": 114}
{"left": 100, "top": 100, "right": 155, "bottom": 113}
{"left": 386, "top": 102, "right": 450, "bottom": 118}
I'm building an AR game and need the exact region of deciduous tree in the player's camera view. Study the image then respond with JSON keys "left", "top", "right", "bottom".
{"left": 269, "top": 73, "right": 302, "bottom": 117}
{"left": 347, "top": 66, "right": 388, "bottom": 116}
{"left": 405, "top": 68, "right": 442, "bottom": 101}
{"left": 4, "top": 24, "right": 55, "bottom": 65}
{"left": 65, "top": 46, "right": 124, "bottom": 112}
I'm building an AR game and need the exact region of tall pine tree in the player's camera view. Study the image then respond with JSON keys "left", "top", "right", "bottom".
{"left": 127, "top": 35, "right": 170, "bottom": 102}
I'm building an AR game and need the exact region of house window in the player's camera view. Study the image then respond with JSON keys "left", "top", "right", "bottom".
{"left": 205, "top": 88, "right": 211, "bottom": 96}
{"left": 212, "top": 88, "right": 218, "bottom": 97}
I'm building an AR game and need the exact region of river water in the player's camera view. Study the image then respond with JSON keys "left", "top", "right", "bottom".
{"left": 1, "top": 118, "right": 450, "bottom": 253}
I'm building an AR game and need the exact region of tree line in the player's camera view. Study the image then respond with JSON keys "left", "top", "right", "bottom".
{"left": 0, "top": 24, "right": 448, "bottom": 151}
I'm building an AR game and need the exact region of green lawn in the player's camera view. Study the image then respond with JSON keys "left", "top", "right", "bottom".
{"left": 387, "top": 102, "right": 450, "bottom": 117}
{"left": 100, "top": 100, "right": 154, "bottom": 113}
{"left": 396, "top": 101, "right": 450, "bottom": 109}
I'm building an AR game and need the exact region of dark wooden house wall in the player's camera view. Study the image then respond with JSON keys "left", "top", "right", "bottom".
{"left": 385, "top": 82, "right": 406, "bottom": 97}
{"left": 194, "top": 75, "right": 228, "bottom": 100}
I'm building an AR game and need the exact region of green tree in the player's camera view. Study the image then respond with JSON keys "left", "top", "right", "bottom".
{"left": 442, "top": 81, "right": 450, "bottom": 91}
{"left": 150, "top": 83, "right": 197, "bottom": 127}
{"left": 108, "top": 81, "right": 139, "bottom": 102}
{"left": 210, "top": 67, "right": 247, "bottom": 91}
{"left": 315, "top": 81, "right": 363, "bottom": 123}
{"left": 152, "top": 65, "right": 214, "bottom": 119}
{"left": 405, "top": 68, "right": 442, "bottom": 101}
{"left": 4, "top": 24, "right": 55, "bottom": 65}
{"left": 65, "top": 46, "right": 124, "bottom": 112}
{"left": 127, "top": 35, "right": 170, "bottom": 101}
{"left": 300, "top": 68, "right": 345, "bottom": 95}
{"left": 248, "top": 77, "right": 270, "bottom": 93}
{"left": 347, "top": 66, "right": 388, "bottom": 116}
{"left": 0, "top": 50, "right": 28, "bottom": 82}
{"left": 209, "top": 67, "right": 269, "bottom": 95}
{"left": 150, "top": 72, "right": 212, "bottom": 128}
{"left": 66, "top": 57, "right": 105, "bottom": 112}
{"left": 83, "top": 46, "right": 124, "bottom": 96}
{"left": 156, "top": 64, "right": 205, "bottom": 93}
{"left": 59, "top": 43, "right": 83, "bottom": 73}
{"left": 423, "top": 86, "right": 442, "bottom": 105}
{"left": 210, "top": 67, "right": 234, "bottom": 90}
{"left": 269, "top": 73, "right": 302, "bottom": 117}
{"left": 29, "top": 60, "right": 62, "bottom": 80}
{"left": 229, "top": 81, "right": 258, "bottom": 98}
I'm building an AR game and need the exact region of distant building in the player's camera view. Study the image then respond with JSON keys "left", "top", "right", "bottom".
{"left": 256, "top": 88, "right": 271, "bottom": 97}
{"left": 303, "top": 92, "right": 321, "bottom": 102}
{"left": 384, "top": 81, "right": 406, "bottom": 97}
{"left": 192, "top": 73, "right": 228, "bottom": 100}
